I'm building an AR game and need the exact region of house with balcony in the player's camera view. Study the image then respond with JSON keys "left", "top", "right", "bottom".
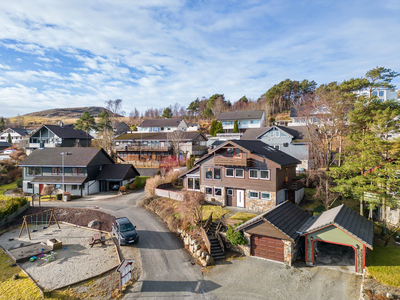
{"left": 354, "top": 87, "right": 398, "bottom": 102}
{"left": 25, "top": 124, "right": 92, "bottom": 153}
{"left": 217, "top": 110, "right": 266, "bottom": 133}
{"left": 242, "top": 126, "right": 311, "bottom": 171}
{"left": 0, "top": 128, "right": 29, "bottom": 145}
{"left": 180, "top": 140, "right": 304, "bottom": 212}
{"left": 19, "top": 147, "right": 139, "bottom": 196}
{"left": 114, "top": 131, "right": 208, "bottom": 164}
{"left": 288, "top": 106, "right": 331, "bottom": 127}
{"left": 137, "top": 118, "right": 188, "bottom": 132}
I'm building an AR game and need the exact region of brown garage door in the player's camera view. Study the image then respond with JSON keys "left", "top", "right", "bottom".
{"left": 251, "top": 235, "right": 284, "bottom": 262}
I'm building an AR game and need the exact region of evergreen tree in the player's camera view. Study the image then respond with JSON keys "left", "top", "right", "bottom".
{"left": 187, "top": 98, "right": 200, "bottom": 116}
{"left": 202, "top": 107, "right": 213, "bottom": 119}
{"left": 162, "top": 107, "right": 172, "bottom": 118}
{"left": 74, "top": 111, "right": 96, "bottom": 147}
{"left": 7, "top": 133, "right": 12, "bottom": 144}
{"left": 0, "top": 117, "right": 5, "bottom": 131}
{"left": 232, "top": 120, "right": 239, "bottom": 133}
{"left": 96, "top": 111, "right": 113, "bottom": 152}
{"left": 209, "top": 120, "right": 224, "bottom": 136}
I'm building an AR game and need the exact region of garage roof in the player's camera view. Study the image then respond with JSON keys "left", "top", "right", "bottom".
{"left": 96, "top": 164, "right": 140, "bottom": 181}
{"left": 235, "top": 201, "right": 311, "bottom": 242}
{"left": 302, "top": 204, "right": 374, "bottom": 249}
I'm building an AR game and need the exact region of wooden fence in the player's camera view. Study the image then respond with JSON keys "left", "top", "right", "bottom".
{"left": 0, "top": 202, "right": 30, "bottom": 227}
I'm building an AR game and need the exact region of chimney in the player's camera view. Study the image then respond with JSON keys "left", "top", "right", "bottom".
{"left": 59, "top": 121, "right": 63, "bottom": 127}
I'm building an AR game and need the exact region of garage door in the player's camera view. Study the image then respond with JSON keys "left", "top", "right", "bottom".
{"left": 251, "top": 235, "right": 284, "bottom": 262}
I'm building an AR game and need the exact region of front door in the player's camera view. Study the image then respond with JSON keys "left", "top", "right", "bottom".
{"left": 39, "top": 184, "right": 44, "bottom": 194}
{"left": 227, "top": 188, "right": 236, "bottom": 206}
{"left": 237, "top": 189, "right": 245, "bottom": 208}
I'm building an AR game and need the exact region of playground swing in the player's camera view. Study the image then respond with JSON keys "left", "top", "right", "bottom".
{"left": 31, "top": 215, "right": 38, "bottom": 233}
{"left": 18, "top": 209, "right": 60, "bottom": 240}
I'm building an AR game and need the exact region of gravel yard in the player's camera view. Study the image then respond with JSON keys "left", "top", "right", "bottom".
{"left": 0, "top": 223, "right": 119, "bottom": 290}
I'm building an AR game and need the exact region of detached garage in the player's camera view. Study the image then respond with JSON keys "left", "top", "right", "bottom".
{"left": 301, "top": 204, "right": 374, "bottom": 274}
{"left": 235, "top": 201, "right": 310, "bottom": 266}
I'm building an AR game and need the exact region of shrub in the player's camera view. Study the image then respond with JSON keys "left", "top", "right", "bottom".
{"left": 70, "top": 195, "right": 81, "bottom": 200}
{"left": 125, "top": 183, "right": 130, "bottom": 189}
{"left": 134, "top": 176, "right": 149, "bottom": 189}
{"left": 145, "top": 175, "right": 164, "bottom": 197}
{"left": 56, "top": 193, "right": 62, "bottom": 200}
{"left": 119, "top": 186, "right": 127, "bottom": 193}
{"left": 129, "top": 183, "right": 136, "bottom": 190}
{"left": 0, "top": 197, "right": 27, "bottom": 219}
{"left": 226, "top": 225, "right": 248, "bottom": 245}
{"left": 16, "top": 178, "right": 23, "bottom": 188}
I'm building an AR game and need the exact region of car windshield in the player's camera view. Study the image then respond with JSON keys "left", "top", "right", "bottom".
{"left": 120, "top": 223, "right": 135, "bottom": 232}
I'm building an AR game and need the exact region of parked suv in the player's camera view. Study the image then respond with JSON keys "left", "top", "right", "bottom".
{"left": 112, "top": 217, "right": 139, "bottom": 245}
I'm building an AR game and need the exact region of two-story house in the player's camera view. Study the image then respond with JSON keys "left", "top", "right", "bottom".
{"left": 114, "top": 131, "right": 208, "bottom": 164}
{"left": 354, "top": 87, "right": 398, "bottom": 102}
{"left": 24, "top": 124, "right": 92, "bottom": 153}
{"left": 180, "top": 140, "right": 304, "bottom": 212}
{"left": 19, "top": 147, "right": 139, "bottom": 196}
{"left": 137, "top": 118, "right": 188, "bottom": 132}
{"left": 288, "top": 106, "right": 331, "bottom": 127}
{"left": 242, "top": 126, "right": 311, "bottom": 171}
{"left": 217, "top": 111, "right": 266, "bottom": 133}
{"left": 0, "top": 128, "right": 29, "bottom": 145}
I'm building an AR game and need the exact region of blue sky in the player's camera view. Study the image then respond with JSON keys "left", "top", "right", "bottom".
{"left": 0, "top": 0, "right": 399, "bottom": 118}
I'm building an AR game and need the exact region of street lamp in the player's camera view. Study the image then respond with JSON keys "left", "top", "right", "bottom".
{"left": 61, "top": 152, "right": 71, "bottom": 201}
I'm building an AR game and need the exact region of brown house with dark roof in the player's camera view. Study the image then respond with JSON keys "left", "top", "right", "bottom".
{"left": 180, "top": 140, "right": 304, "bottom": 212}
{"left": 114, "top": 130, "right": 208, "bottom": 164}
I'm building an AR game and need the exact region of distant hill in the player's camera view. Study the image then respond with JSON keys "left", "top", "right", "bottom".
{"left": 22, "top": 107, "right": 121, "bottom": 119}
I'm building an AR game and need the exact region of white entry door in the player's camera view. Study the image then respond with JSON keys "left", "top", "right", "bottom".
{"left": 237, "top": 189, "right": 245, "bottom": 208}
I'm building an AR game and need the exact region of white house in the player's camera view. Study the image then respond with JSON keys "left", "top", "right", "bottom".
{"left": 137, "top": 118, "right": 188, "bottom": 132}
{"left": 0, "top": 128, "right": 29, "bottom": 145}
{"left": 354, "top": 88, "right": 398, "bottom": 102}
{"left": 217, "top": 110, "right": 266, "bottom": 133}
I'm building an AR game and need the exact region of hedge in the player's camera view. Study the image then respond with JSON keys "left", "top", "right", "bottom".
{"left": 0, "top": 197, "right": 28, "bottom": 220}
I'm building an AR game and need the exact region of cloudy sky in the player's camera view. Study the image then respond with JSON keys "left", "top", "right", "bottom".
{"left": 0, "top": 0, "right": 399, "bottom": 118}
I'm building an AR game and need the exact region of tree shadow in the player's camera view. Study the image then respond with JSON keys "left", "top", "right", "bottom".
{"left": 134, "top": 230, "right": 184, "bottom": 251}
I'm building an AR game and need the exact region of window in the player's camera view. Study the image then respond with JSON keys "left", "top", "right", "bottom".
{"left": 52, "top": 167, "right": 62, "bottom": 175}
{"left": 227, "top": 189, "right": 233, "bottom": 196}
{"left": 194, "top": 178, "right": 200, "bottom": 190}
{"left": 78, "top": 168, "right": 84, "bottom": 175}
{"left": 72, "top": 185, "right": 78, "bottom": 190}
{"left": 34, "top": 167, "right": 41, "bottom": 176}
{"left": 215, "top": 188, "right": 222, "bottom": 196}
{"left": 261, "top": 192, "right": 271, "bottom": 200}
{"left": 379, "top": 91, "right": 384, "bottom": 97}
{"left": 206, "top": 187, "right": 213, "bottom": 195}
{"left": 235, "top": 148, "right": 241, "bottom": 157}
{"left": 72, "top": 167, "right": 77, "bottom": 175}
{"left": 275, "top": 130, "right": 280, "bottom": 137}
{"left": 242, "top": 120, "right": 247, "bottom": 125}
{"left": 27, "top": 167, "right": 34, "bottom": 176}
{"left": 188, "top": 178, "right": 194, "bottom": 189}
{"left": 253, "top": 120, "right": 259, "bottom": 124}
{"left": 214, "top": 168, "right": 221, "bottom": 179}
{"left": 260, "top": 170, "right": 270, "bottom": 180}
{"left": 226, "top": 148, "right": 234, "bottom": 156}
{"left": 27, "top": 183, "right": 33, "bottom": 189}
{"left": 205, "top": 167, "right": 212, "bottom": 179}
{"left": 226, "top": 168, "right": 234, "bottom": 177}
{"left": 249, "top": 169, "right": 258, "bottom": 179}
{"left": 235, "top": 169, "right": 244, "bottom": 178}
{"left": 372, "top": 91, "right": 377, "bottom": 96}
{"left": 249, "top": 191, "right": 259, "bottom": 198}
{"left": 274, "top": 145, "right": 280, "bottom": 150}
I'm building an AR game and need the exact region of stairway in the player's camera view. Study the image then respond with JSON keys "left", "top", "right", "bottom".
{"left": 207, "top": 221, "right": 225, "bottom": 260}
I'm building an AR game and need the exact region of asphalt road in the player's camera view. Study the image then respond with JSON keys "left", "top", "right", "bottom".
{"left": 39, "top": 191, "right": 218, "bottom": 299}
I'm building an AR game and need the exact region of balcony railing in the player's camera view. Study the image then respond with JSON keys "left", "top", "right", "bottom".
{"left": 116, "top": 145, "right": 170, "bottom": 152}
{"left": 284, "top": 180, "right": 304, "bottom": 190}
{"left": 214, "top": 155, "right": 248, "bottom": 167}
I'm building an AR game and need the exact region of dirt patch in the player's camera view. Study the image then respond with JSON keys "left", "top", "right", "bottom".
{"left": 364, "top": 278, "right": 400, "bottom": 299}
{"left": 6, "top": 207, "right": 115, "bottom": 232}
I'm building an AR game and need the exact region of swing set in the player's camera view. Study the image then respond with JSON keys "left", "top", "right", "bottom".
{"left": 18, "top": 209, "right": 60, "bottom": 240}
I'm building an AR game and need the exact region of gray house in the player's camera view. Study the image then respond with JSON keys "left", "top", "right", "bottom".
{"left": 242, "top": 126, "right": 311, "bottom": 171}
{"left": 27, "top": 124, "right": 92, "bottom": 152}
{"left": 19, "top": 147, "right": 139, "bottom": 196}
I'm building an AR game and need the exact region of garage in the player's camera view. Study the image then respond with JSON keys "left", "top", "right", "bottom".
{"left": 251, "top": 235, "right": 284, "bottom": 262}
{"left": 235, "top": 201, "right": 311, "bottom": 265}
{"left": 301, "top": 204, "right": 374, "bottom": 274}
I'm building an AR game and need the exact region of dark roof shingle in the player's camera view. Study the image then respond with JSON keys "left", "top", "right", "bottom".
{"left": 115, "top": 131, "right": 206, "bottom": 141}
{"left": 96, "top": 164, "right": 139, "bottom": 180}
{"left": 139, "top": 118, "right": 183, "bottom": 128}
{"left": 42, "top": 124, "right": 93, "bottom": 139}
{"left": 235, "top": 201, "right": 311, "bottom": 242}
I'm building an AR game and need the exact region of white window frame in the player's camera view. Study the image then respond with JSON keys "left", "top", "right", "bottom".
{"left": 213, "top": 167, "right": 222, "bottom": 180}
{"left": 214, "top": 187, "right": 222, "bottom": 196}
{"left": 249, "top": 191, "right": 259, "bottom": 199}
{"left": 227, "top": 188, "right": 233, "bottom": 196}
{"left": 205, "top": 186, "right": 213, "bottom": 195}
{"left": 205, "top": 167, "right": 213, "bottom": 180}
{"left": 235, "top": 168, "right": 244, "bottom": 178}
{"left": 260, "top": 170, "right": 270, "bottom": 180}
{"left": 261, "top": 192, "right": 271, "bottom": 200}
{"left": 249, "top": 169, "right": 258, "bottom": 179}
{"left": 226, "top": 168, "right": 234, "bottom": 177}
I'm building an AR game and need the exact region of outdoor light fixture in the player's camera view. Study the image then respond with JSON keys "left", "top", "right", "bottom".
{"left": 310, "top": 236, "right": 314, "bottom": 241}
{"left": 355, "top": 244, "right": 360, "bottom": 249}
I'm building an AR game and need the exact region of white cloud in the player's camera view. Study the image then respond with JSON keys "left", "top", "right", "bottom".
{"left": 0, "top": 64, "right": 10, "bottom": 70}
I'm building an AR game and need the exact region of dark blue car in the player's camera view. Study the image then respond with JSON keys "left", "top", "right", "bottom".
{"left": 112, "top": 217, "right": 139, "bottom": 245}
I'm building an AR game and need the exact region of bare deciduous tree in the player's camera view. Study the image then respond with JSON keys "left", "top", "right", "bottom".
{"left": 105, "top": 99, "right": 125, "bottom": 130}
{"left": 167, "top": 130, "right": 186, "bottom": 161}
{"left": 180, "top": 191, "right": 205, "bottom": 226}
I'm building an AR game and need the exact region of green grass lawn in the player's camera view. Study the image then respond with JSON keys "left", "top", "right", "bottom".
{"left": 229, "top": 212, "right": 257, "bottom": 222}
{"left": 366, "top": 238, "right": 400, "bottom": 287}
{"left": 202, "top": 204, "right": 230, "bottom": 221}
{"left": 0, "top": 181, "right": 17, "bottom": 190}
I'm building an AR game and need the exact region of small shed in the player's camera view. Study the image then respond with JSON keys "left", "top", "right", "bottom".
{"left": 301, "top": 204, "right": 373, "bottom": 274}
{"left": 96, "top": 164, "right": 140, "bottom": 191}
{"left": 235, "top": 201, "right": 310, "bottom": 265}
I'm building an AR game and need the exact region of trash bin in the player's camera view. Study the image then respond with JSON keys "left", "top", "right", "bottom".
{"left": 62, "top": 192, "right": 71, "bottom": 202}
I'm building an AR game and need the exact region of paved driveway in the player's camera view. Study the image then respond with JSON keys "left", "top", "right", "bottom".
{"left": 203, "top": 257, "right": 362, "bottom": 300}
{"left": 39, "top": 191, "right": 218, "bottom": 299}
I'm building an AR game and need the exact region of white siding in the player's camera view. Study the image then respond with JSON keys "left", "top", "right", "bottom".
{"left": 276, "top": 189, "right": 286, "bottom": 204}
